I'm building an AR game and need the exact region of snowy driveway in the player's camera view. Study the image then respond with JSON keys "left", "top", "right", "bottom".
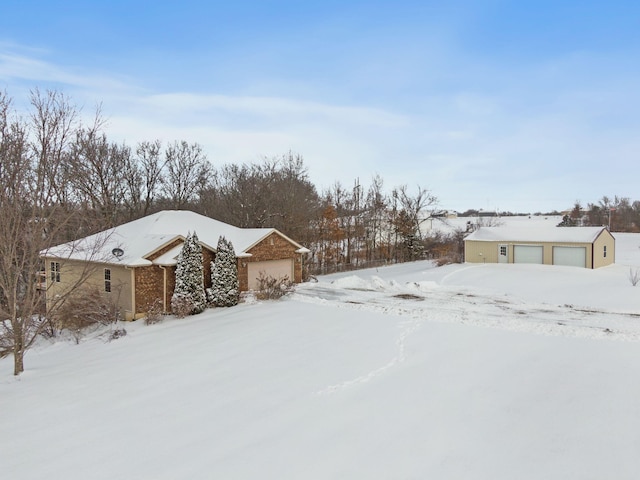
{"left": 292, "top": 263, "right": 640, "bottom": 342}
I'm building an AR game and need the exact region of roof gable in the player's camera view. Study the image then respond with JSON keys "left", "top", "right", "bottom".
{"left": 243, "top": 229, "right": 307, "bottom": 254}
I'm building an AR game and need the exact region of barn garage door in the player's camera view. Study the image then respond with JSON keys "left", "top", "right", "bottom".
{"left": 248, "top": 259, "right": 294, "bottom": 290}
{"left": 553, "top": 246, "right": 586, "bottom": 268}
{"left": 513, "top": 245, "right": 543, "bottom": 264}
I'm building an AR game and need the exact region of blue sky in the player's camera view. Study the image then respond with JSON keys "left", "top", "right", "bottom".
{"left": 1, "top": 0, "right": 639, "bottom": 213}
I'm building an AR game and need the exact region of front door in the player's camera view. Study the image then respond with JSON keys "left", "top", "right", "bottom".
{"left": 498, "top": 244, "right": 508, "bottom": 263}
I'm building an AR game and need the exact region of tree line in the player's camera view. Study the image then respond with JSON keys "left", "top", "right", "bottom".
{"left": 4, "top": 89, "right": 450, "bottom": 265}
{"left": 559, "top": 198, "right": 640, "bottom": 231}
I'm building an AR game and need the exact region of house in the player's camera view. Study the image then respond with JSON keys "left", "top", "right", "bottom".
{"left": 42, "top": 210, "right": 310, "bottom": 320}
{"left": 464, "top": 226, "right": 615, "bottom": 269}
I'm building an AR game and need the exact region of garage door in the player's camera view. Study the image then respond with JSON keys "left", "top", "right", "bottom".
{"left": 513, "top": 245, "right": 543, "bottom": 264}
{"left": 553, "top": 246, "right": 586, "bottom": 268}
{"left": 248, "top": 259, "right": 294, "bottom": 290}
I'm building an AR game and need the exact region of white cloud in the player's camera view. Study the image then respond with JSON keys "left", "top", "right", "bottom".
{"left": 0, "top": 50, "right": 131, "bottom": 92}
{"left": 2, "top": 44, "right": 640, "bottom": 212}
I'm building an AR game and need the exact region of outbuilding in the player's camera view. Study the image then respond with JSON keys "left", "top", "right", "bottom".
{"left": 464, "top": 226, "right": 615, "bottom": 269}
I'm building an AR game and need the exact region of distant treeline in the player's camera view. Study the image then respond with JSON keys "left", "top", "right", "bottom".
{"left": 556, "top": 198, "right": 640, "bottom": 232}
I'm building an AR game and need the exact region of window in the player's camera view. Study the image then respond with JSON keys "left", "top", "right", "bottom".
{"left": 104, "top": 268, "right": 111, "bottom": 293}
{"left": 500, "top": 246, "right": 507, "bottom": 256}
{"left": 604, "top": 245, "right": 607, "bottom": 258}
{"left": 50, "top": 262, "right": 60, "bottom": 283}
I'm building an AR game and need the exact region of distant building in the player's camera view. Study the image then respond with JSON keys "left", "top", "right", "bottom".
{"left": 464, "top": 226, "right": 615, "bottom": 269}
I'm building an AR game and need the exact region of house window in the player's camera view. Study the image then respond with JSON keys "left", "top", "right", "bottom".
{"left": 50, "top": 262, "right": 60, "bottom": 283}
{"left": 104, "top": 268, "right": 111, "bottom": 293}
{"left": 604, "top": 245, "right": 607, "bottom": 258}
{"left": 500, "top": 246, "right": 507, "bottom": 256}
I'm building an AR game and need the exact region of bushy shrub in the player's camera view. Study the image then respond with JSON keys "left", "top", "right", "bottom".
{"left": 255, "top": 273, "right": 293, "bottom": 300}
{"left": 435, "top": 255, "right": 461, "bottom": 266}
{"left": 108, "top": 328, "right": 127, "bottom": 341}
{"left": 55, "top": 288, "right": 122, "bottom": 344}
{"left": 171, "top": 294, "right": 194, "bottom": 319}
{"left": 144, "top": 298, "right": 165, "bottom": 325}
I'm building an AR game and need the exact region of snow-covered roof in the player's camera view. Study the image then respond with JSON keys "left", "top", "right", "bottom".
{"left": 465, "top": 226, "right": 609, "bottom": 243}
{"left": 42, "top": 210, "right": 307, "bottom": 266}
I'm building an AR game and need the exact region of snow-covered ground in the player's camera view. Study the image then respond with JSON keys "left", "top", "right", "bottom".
{"left": 3, "top": 233, "right": 640, "bottom": 479}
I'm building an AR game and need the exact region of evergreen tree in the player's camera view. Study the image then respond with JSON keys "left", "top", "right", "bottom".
{"left": 210, "top": 236, "right": 240, "bottom": 307}
{"left": 557, "top": 214, "right": 576, "bottom": 227}
{"left": 171, "top": 232, "right": 207, "bottom": 315}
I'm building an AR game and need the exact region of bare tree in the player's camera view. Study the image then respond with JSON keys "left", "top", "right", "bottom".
{"left": 162, "top": 140, "right": 212, "bottom": 209}
{"left": 136, "top": 139, "right": 166, "bottom": 216}
{"left": 207, "top": 162, "right": 271, "bottom": 227}
{"left": 395, "top": 185, "right": 438, "bottom": 241}
{"left": 0, "top": 90, "right": 109, "bottom": 375}
{"left": 570, "top": 201, "right": 583, "bottom": 225}
{"left": 29, "top": 88, "right": 78, "bottom": 208}
{"left": 201, "top": 152, "right": 320, "bottom": 242}
{"left": 266, "top": 152, "right": 320, "bottom": 243}
{"left": 119, "top": 139, "right": 167, "bottom": 221}
{"left": 121, "top": 149, "right": 144, "bottom": 221}
{"left": 68, "top": 129, "right": 131, "bottom": 227}
{"left": 363, "top": 175, "right": 388, "bottom": 262}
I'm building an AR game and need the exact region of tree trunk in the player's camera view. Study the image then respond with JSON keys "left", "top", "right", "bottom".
{"left": 14, "top": 351, "right": 24, "bottom": 375}
{"left": 13, "top": 330, "right": 24, "bottom": 375}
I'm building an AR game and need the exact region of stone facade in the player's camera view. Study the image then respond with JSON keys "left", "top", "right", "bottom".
{"left": 134, "top": 265, "right": 165, "bottom": 316}
{"left": 165, "top": 266, "right": 176, "bottom": 311}
{"left": 240, "top": 232, "right": 302, "bottom": 290}
{"left": 237, "top": 259, "right": 249, "bottom": 292}
{"left": 131, "top": 233, "right": 303, "bottom": 317}
{"left": 133, "top": 238, "right": 184, "bottom": 316}
{"left": 134, "top": 242, "right": 216, "bottom": 316}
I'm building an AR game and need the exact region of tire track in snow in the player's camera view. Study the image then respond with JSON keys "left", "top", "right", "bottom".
{"left": 292, "top": 279, "right": 640, "bottom": 396}
{"left": 314, "top": 316, "right": 423, "bottom": 396}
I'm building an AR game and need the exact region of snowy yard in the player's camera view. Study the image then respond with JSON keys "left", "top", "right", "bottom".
{"left": 2, "top": 232, "right": 640, "bottom": 479}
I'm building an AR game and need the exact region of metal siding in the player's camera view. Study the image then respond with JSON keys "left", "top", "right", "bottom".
{"left": 465, "top": 237, "right": 614, "bottom": 269}
{"left": 593, "top": 230, "right": 615, "bottom": 268}
{"left": 464, "top": 240, "right": 499, "bottom": 263}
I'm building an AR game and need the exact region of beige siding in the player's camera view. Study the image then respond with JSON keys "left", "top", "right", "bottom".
{"left": 464, "top": 240, "right": 608, "bottom": 269}
{"left": 464, "top": 240, "right": 500, "bottom": 264}
{"left": 593, "top": 230, "right": 616, "bottom": 268}
{"left": 44, "top": 258, "right": 133, "bottom": 319}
